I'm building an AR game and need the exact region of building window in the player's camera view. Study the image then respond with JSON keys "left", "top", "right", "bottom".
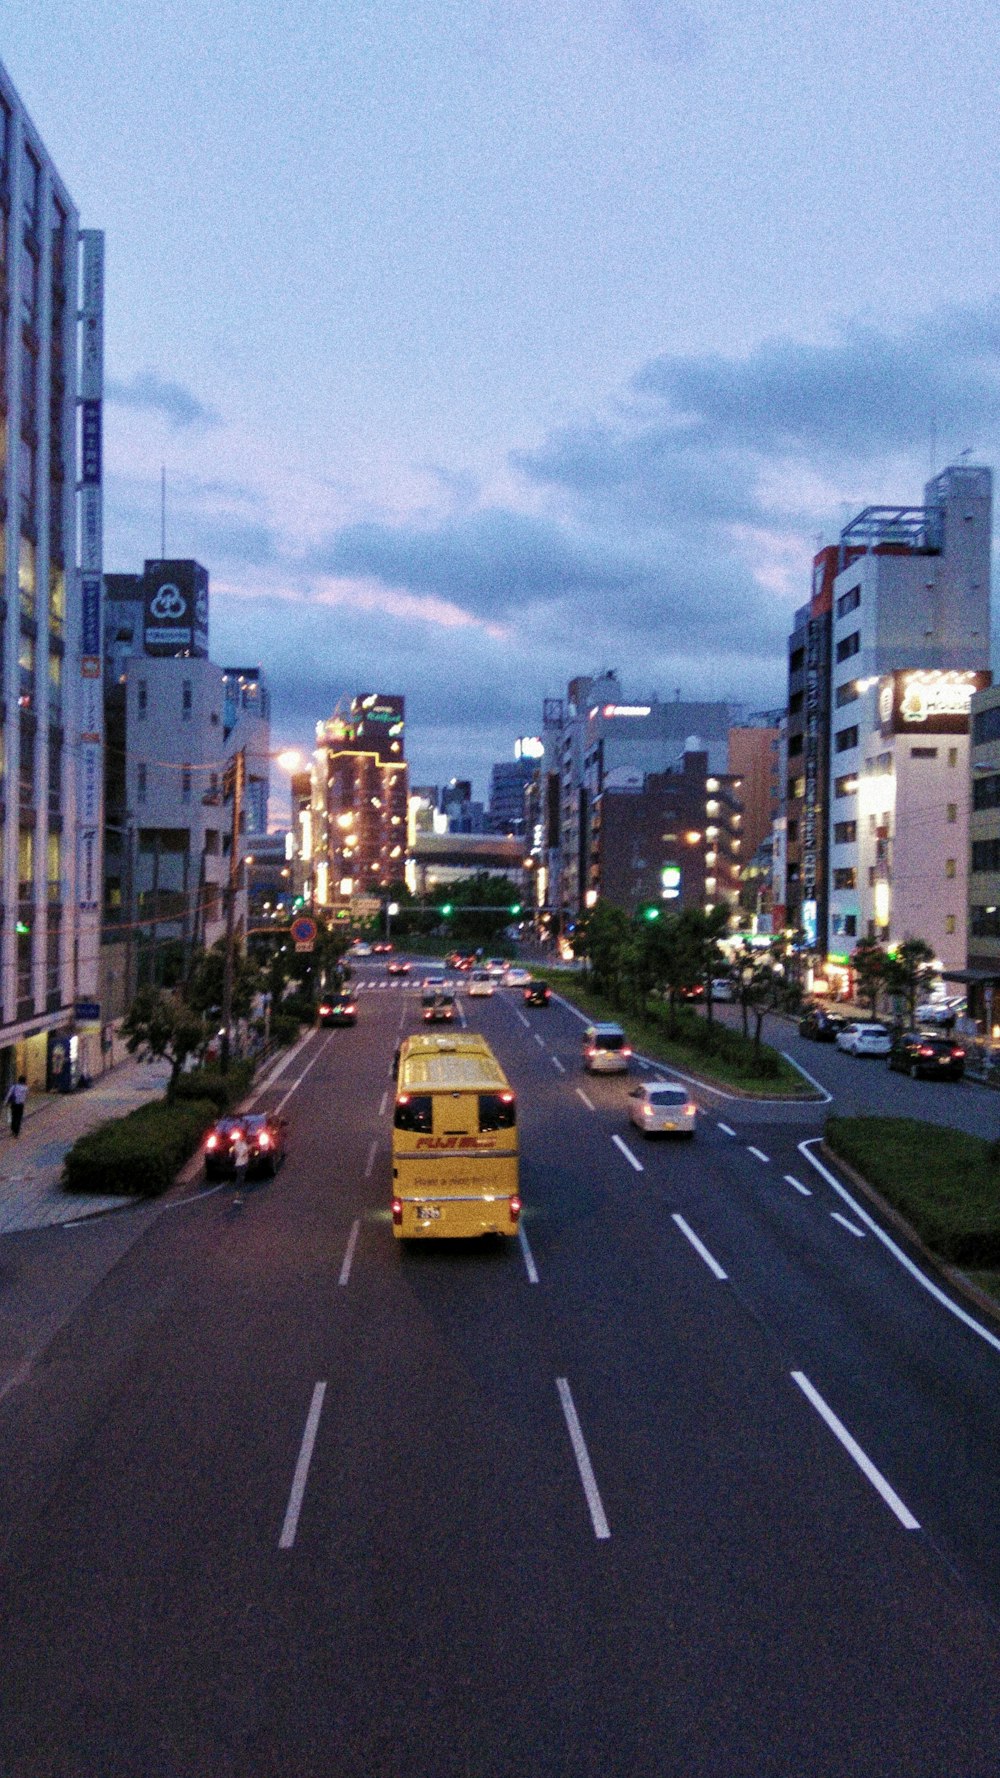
{"left": 945, "top": 858, "right": 956, "bottom": 879}
{"left": 971, "top": 906, "right": 1000, "bottom": 939}
{"left": 835, "top": 631, "right": 860, "bottom": 663}
{"left": 786, "top": 820, "right": 798, "bottom": 843}
{"left": 836, "top": 585, "right": 861, "bottom": 618}
{"left": 788, "top": 776, "right": 805, "bottom": 801}
{"left": 972, "top": 838, "right": 1000, "bottom": 873}
{"left": 182, "top": 679, "right": 192, "bottom": 718}
{"left": 789, "top": 646, "right": 805, "bottom": 674}
{"left": 835, "top": 726, "right": 859, "bottom": 753}
{"left": 945, "top": 915, "right": 956, "bottom": 935}
{"left": 835, "top": 681, "right": 859, "bottom": 707}
{"left": 23, "top": 145, "right": 40, "bottom": 233}
{"left": 137, "top": 679, "right": 147, "bottom": 717}
{"left": 833, "top": 821, "right": 857, "bottom": 845}
{"left": 973, "top": 774, "right": 1000, "bottom": 811}
{"left": 834, "top": 774, "right": 858, "bottom": 798}
{"left": 788, "top": 734, "right": 803, "bottom": 757}
{"left": 844, "top": 914, "right": 857, "bottom": 936}
{"left": 947, "top": 803, "right": 957, "bottom": 823}
{"left": 910, "top": 746, "right": 937, "bottom": 759}
{"left": 948, "top": 747, "right": 958, "bottom": 767}
{"left": 833, "top": 868, "right": 857, "bottom": 891}
{"left": 788, "top": 691, "right": 803, "bottom": 716}
{"left": 137, "top": 763, "right": 147, "bottom": 803}
{"left": 972, "top": 704, "right": 1000, "bottom": 745}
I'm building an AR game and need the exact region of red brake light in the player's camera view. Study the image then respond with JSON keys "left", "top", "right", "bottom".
{"left": 345, "top": 1004, "right": 356, "bottom": 1014}
{"left": 391, "top": 1198, "right": 403, "bottom": 1226}
{"left": 258, "top": 1131, "right": 270, "bottom": 1148}
{"left": 622, "top": 1047, "right": 633, "bottom": 1057}
{"left": 684, "top": 1103, "right": 697, "bottom": 1117}
{"left": 509, "top": 1195, "right": 522, "bottom": 1220}
{"left": 500, "top": 1091, "right": 514, "bottom": 1103}
{"left": 206, "top": 1134, "right": 218, "bottom": 1150}
{"left": 319, "top": 1005, "right": 331, "bottom": 1016}
{"left": 952, "top": 1047, "right": 965, "bottom": 1057}
{"left": 397, "top": 1093, "right": 410, "bottom": 1105}
{"left": 918, "top": 1046, "right": 934, "bottom": 1057}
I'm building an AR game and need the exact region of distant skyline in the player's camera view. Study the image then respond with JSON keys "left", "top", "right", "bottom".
{"left": 6, "top": 1, "right": 1000, "bottom": 799}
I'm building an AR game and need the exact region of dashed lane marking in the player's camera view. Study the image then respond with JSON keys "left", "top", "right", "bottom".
{"left": 791, "top": 1371, "right": 919, "bottom": 1530}
{"left": 747, "top": 1146, "right": 770, "bottom": 1164}
{"left": 338, "top": 1220, "right": 360, "bottom": 1286}
{"left": 612, "top": 1133, "right": 644, "bottom": 1173}
{"left": 672, "top": 1214, "right": 727, "bottom": 1281}
{"left": 784, "top": 1174, "right": 812, "bottom": 1196}
{"left": 831, "top": 1211, "right": 865, "bottom": 1238}
{"left": 717, "top": 1121, "right": 736, "bottom": 1137}
{"left": 576, "top": 1087, "right": 595, "bottom": 1111}
{"left": 551, "top": 1055, "right": 566, "bottom": 1074}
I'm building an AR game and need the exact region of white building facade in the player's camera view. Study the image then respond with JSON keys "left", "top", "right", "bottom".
{"left": 827, "top": 465, "right": 991, "bottom": 971}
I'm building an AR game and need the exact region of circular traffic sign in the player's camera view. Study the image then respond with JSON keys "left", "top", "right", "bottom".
{"left": 290, "top": 916, "right": 317, "bottom": 945}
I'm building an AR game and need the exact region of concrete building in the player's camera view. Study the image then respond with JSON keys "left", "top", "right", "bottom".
{"left": 965, "top": 684, "right": 1000, "bottom": 1027}
{"left": 312, "top": 694, "right": 408, "bottom": 912}
{"left": 0, "top": 64, "right": 103, "bottom": 1089}
{"left": 406, "top": 833, "right": 526, "bottom": 898}
{"left": 588, "top": 749, "right": 743, "bottom": 917}
{"left": 826, "top": 465, "right": 991, "bottom": 976}
{"left": 727, "top": 718, "right": 782, "bottom": 865}
{"left": 487, "top": 756, "right": 534, "bottom": 836}
{"left": 784, "top": 547, "right": 838, "bottom": 952}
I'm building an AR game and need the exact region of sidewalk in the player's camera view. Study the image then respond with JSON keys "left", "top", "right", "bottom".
{"left": 0, "top": 1055, "right": 172, "bottom": 1235}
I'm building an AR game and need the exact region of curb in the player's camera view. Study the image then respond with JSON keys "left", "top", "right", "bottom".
{"left": 818, "top": 1140, "right": 1000, "bottom": 1332}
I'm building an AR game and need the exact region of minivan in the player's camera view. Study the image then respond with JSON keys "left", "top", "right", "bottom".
{"left": 583, "top": 1023, "right": 632, "bottom": 1073}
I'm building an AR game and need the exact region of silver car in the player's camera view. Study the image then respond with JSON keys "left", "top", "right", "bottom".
{"left": 628, "top": 1080, "right": 696, "bottom": 1137}
{"left": 836, "top": 1021, "right": 892, "bottom": 1057}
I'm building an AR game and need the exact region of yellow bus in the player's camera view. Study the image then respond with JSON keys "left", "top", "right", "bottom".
{"left": 391, "top": 1033, "right": 521, "bottom": 1239}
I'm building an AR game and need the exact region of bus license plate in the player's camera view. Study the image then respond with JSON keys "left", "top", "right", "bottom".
{"left": 417, "top": 1204, "right": 441, "bottom": 1223}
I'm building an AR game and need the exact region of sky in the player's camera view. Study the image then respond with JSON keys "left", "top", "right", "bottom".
{"left": 5, "top": 0, "right": 1000, "bottom": 800}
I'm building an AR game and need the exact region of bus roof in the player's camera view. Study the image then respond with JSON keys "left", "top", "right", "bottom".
{"left": 398, "top": 1033, "right": 509, "bottom": 1091}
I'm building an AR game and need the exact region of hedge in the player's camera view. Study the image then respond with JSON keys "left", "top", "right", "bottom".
{"left": 170, "top": 1060, "right": 255, "bottom": 1112}
{"left": 825, "top": 1116, "right": 1000, "bottom": 1268}
{"left": 269, "top": 1012, "right": 303, "bottom": 1048}
{"left": 62, "top": 1098, "right": 218, "bottom": 1198}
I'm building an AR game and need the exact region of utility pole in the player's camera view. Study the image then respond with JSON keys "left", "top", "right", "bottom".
{"left": 220, "top": 748, "right": 244, "bottom": 1073}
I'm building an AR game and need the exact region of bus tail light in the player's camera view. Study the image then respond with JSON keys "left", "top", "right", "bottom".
{"left": 391, "top": 1198, "right": 403, "bottom": 1226}
{"left": 509, "top": 1195, "right": 522, "bottom": 1222}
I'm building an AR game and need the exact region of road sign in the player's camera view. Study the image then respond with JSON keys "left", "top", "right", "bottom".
{"left": 290, "top": 915, "right": 317, "bottom": 953}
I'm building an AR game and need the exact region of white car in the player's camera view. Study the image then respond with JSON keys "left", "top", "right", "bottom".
{"left": 915, "top": 1000, "right": 959, "bottom": 1028}
{"left": 836, "top": 1021, "right": 892, "bottom": 1057}
{"left": 504, "top": 967, "right": 532, "bottom": 987}
{"left": 710, "top": 978, "right": 734, "bottom": 1002}
{"left": 350, "top": 943, "right": 372, "bottom": 958}
{"left": 467, "top": 971, "right": 495, "bottom": 997}
{"left": 628, "top": 1080, "right": 697, "bottom": 1137}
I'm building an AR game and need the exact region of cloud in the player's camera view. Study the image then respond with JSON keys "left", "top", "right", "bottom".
{"left": 105, "top": 370, "right": 221, "bottom": 429}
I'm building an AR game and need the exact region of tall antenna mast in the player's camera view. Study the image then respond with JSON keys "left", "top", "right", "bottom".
{"left": 160, "top": 465, "right": 166, "bottom": 557}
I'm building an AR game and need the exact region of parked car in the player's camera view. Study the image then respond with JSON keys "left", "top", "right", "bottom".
{"left": 914, "top": 999, "right": 960, "bottom": 1029}
{"left": 627, "top": 1080, "right": 697, "bottom": 1137}
{"left": 836, "top": 1021, "right": 891, "bottom": 1057}
{"left": 799, "top": 1007, "right": 847, "bottom": 1042}
{"left": 467, "top": 971, "right": 495, "bottom": 997}
{"left": 387, "top": 958, "right": 411, "bottom": 976}
{"left": 888, "top": 1031, "right": 966, "bottom": 1080}
{"left": 679, "top": 983, "right": 705, "bottom": 1002}
{"left": 319, "top": 997, "right": 357, "bottom": 1027}
{"left": 523, "top": 981, "right": 551, "bottom": 1007}
{"left": 422, "top": 992, "right": 456, "bottom": 1023}
{"left": 583, "top": 1023, "right": 632, "bottom": 1073}
{"left": 204, "top": 1112, "right": 288, "bottom": 1180}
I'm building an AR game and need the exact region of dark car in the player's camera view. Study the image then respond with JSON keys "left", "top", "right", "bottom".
{"left": 799, "top": 1007, "right": 847, "bottom": 1042}
{"left": 523, "top": 981, "right": 551, "bottom": 1007}
{"left": 422, "top": 991, "right": 456, "bottom": 1023}
{"left": 888, "top": 1031, "right": 966, "bottom": 1080}
{"left": 204, "top": 1112, "right": 288, "bottom": 1180}
{"left": 387, "top": 958, "right": 411, "bottom": 976}
{"left": 319, "top": 996, "right": 357, "bottom": 1027}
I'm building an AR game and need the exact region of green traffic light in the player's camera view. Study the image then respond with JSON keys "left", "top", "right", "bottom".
{"left": 509, "top": 903, "right": 522, "bottom": 915}
{"left": 440, "top": 903, "right": 453, "bottom": 917}
{"left": 643, "top": 906, "right": 660, "bottom": 921}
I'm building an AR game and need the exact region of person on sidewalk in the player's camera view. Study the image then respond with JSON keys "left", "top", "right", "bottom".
{"left": 5, "top": 1076, "right": 28, "bottom": 1138}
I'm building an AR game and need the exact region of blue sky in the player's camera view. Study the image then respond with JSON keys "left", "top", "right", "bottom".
{"left": 6, "top": 0, "right": 1000, "bottom": 795}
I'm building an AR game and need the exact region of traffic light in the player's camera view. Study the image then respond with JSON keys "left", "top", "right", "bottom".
{"left": 509, "top": 903, "right": 522, "bottom": 915}
{"left": 439, "top": 903, "right": 453, "bottom": 917}
{"left": 643, "top": 906, "right": 660, "bottom": 921}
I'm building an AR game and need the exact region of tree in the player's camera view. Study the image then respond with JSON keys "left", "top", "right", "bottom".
{"left": 734, "top": 943, "right": 781, "bottom": 1056}
{"left": 121, "top": 986, "right": 207, "bottom": 1094}
{"left": 851, "top": 938, "right": 887, "bottom": 1019}
{"left": 680, "top": 905, "right": 730, "bottom": 1024}
{"left": 577, "top": 901, "right": 631, "bottom": 1001}
{"left": 187, "top": 940, "right": 260, "bottom": 1022}
{"left": 883, "top": 936, "right": 935, "bottom": 1029}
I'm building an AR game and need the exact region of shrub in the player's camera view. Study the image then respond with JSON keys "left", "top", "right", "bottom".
{"left": 63, "top": 1098, "right": 217, "bottom": 1197}
{"left": 280, "top": 991, "right": 317, "bottom": 1023}
{"left": 170, "top": 1060, "right": 255, "bottom": 1112}
{"left": 826, "top": 1116, "right": 1000, "bottom": 1268}
{"left": 269, "top": 1012, "right": 302, "bottom": 1049}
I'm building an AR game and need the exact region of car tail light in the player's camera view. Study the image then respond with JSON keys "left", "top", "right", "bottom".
{"left": 500, "top": 1091, "right": 514, "bottom": 1103}
{"left": 509, "top": 1195, "right": 522, "bottom": 1221}
{"left": 397, "top": 1092, "right": 410, "bottom": 1104}
{"left": 391, "top": 1198, "right": 403, "bottom": 1226}
{"left": 684, "top": 1103, "right": 697, "bottom": 1118}
{"left": 258, "top": 1131, "right": 270, "bottom": 1148}
{"left": 206, "top": 1133, "right": 218, "bottom": 1150}
{"left": 319, "top": 1005, "right": 331, "bottom": 1016}
{"left": 345, "top": 1004, "right": 356, "bottom": 1014}
{"left": 952, "top": 1047, "right": 965, "bottom": 1058}
{"left": 622, "top": 1047, "right": 633, "bottom": 1057}
{"left": 585, "top": 1047, "right": 596, "bottom": 1057}
{"left": 919, "top": 1046, "right": 934, "bottom": 1057}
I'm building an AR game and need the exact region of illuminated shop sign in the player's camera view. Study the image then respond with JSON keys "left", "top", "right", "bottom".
{"left": 602, "top": 704, "right": 652, "bottom": 718}
{"left": 879, "top": 670, "right": 990, "bottom": 736}
{"left": 515, "top": 736, "right": 544, "bottom": 759}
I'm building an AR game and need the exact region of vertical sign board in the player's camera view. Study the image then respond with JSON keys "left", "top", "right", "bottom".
{"left": 77, "top": 232, "right": 104, "bottom": 964}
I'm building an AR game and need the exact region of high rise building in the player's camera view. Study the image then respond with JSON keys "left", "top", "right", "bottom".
{"left": 312, "top": 695, "right": 408, "bottom": 910}
{"left": 487, "top": 757, "right": 534, "bottom": 836}
{"left": 589, "top": 749, "right": 743, "bottom": 917}
{"left": 0, "top": 63, "right": 102, "bottom": 1087}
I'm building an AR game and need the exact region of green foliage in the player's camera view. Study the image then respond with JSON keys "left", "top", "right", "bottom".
{"left": 430, "top": 872, "right": 524, "bottom": 941}
{"left": 826, "top": 1116, "right": 1000, "bottom": 1267}
{"left": 883, "top": 937, "right": 936, "bottom": 1027}
{"left": 170, "top": 1061, "right": 255, "bottom": 1112}
{"left": 851, "top": 938, "right": 888, "bottom": 1018}
{"left": 187, "top": 941, "right": 260, "bottom": 1020}
{"left": 269, "top": 1011, "right": 303, "bottom": 1048}
{"left": 280, "top": 990, "right": 318, "bottom": 1022}
{"left": 121, "top": 986, "right": 207, "bottom": 1088}
{"left": 63, "top": 1098, "right": 217, "bottom": 1198}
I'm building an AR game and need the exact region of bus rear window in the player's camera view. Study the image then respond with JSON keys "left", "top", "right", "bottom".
{"left": 478, "top": 1092, "right": 516, "bottom": 1131}
{"left": 394, "top": 1093, "right": 433, "bottom": 1132}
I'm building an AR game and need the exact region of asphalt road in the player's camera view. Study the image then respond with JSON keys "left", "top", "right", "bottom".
{"left": 1, "top": 963, "right": 1000, "bottom": 1775}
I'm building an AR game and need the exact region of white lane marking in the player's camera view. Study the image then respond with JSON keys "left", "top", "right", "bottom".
{"left": 518, "top": 1224, "right": 539, "bottom": 1283}
{"left": 457, "top": 1000, "right": 467, "bottom": 1028}
{"left": 279, "top": 1381, "right": 327, "bottom": 1549}
{"left": 612, "top": 1133, "right": 644, "bottom": 1172}
{"left": 791, "top": 1371, "right": 920, "bottom": 1531}
{"left": 556, "top": 1378, "right": 610, "bottom": 1540}
{"left": 397, "top": 1002, "right": 407, "bottom": 1030}
{"left": 338, "top": 1219, "right": 360, "bottom": 1286}
{"left": 551, "top": 1055, "right": 566, "bottom": 1074}
{"left": 784, "top": 1173, "right": 812, "bottom": 1197}
{"left": 515, "top": 1009, "right": 531, "bottom": 1028}
{"left": 780, "top": 1052, "right": 834, "bottom": 1103}
{"left": 250, "top": 1028, "right": 316, "bottom": 1096}
{"left": 0, "top": 1359, "right": 33, "bottom": 1405}
{"left": 637, "top": 1058, "right": 650, "bottom": 1069}
{"left": 799, "top": 1139, "right": 1000, "bottom": 1358}
{"left": 576, "top": 1087, "right": 595, "bottom": 1111}
{"left": 534, "top": 1032, "right": 546, "bottom": 1048}
{"left": 275, "top": 1034, "right": 333, "bottom": 1115}
{"left": 672, "top": 1213, "right": 728, "bottom": 1280}
{"left": 747, "top": 1146, "right": 770, "bottom": 1164}
{"left": 378, "top": 1089, "right": 388, "bottom": 1118}
{"left": 832, "top": 1211, "right": 865, "bottom": 1238}
{"left": 364, "top": 1140, "right": 378, "bottom": 1179}
{"left": 717, "top": 1121, "right": 736, "bottom": 1136}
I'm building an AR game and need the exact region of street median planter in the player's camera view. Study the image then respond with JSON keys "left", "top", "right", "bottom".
{"left": 62, "top": 1098, "right": 218, "bottom": 1198}
{"left": 825, "top": 1116, "right": 1000, "bottom": 1269}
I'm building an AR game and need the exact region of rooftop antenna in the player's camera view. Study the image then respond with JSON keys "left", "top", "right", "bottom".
{"left": 929, "top": 414, "right": 937, "bottom": 480}
{"left": 160, "top": 465, "right": 166, "bottom": 558}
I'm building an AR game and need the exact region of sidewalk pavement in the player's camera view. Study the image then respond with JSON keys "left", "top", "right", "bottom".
{"left": 0, "top": 1055, "right": 172, "bottom": 1236}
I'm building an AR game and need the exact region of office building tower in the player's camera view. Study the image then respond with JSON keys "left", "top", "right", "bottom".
{"left": 312, "top": 695, "right": 408, "bottom": 909}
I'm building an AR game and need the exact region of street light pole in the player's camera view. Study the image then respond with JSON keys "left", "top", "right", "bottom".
{"left": 220, "top": 747, "right": 245, "bottom": 1074}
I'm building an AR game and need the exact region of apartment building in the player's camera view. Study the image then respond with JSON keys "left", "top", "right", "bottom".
{"left": 311, "top": 694, "right": 408, "bottom": 911}
{"left": 588, "top": 748, "right": 743, "bottom": 917}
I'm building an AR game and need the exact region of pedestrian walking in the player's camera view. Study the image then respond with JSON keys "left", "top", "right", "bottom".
{"left": 5, "top": 1075, "right": 28, "bottom": 1138}
{"left": 232, "top": 1128, "right": 249, "bottom": 1194}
